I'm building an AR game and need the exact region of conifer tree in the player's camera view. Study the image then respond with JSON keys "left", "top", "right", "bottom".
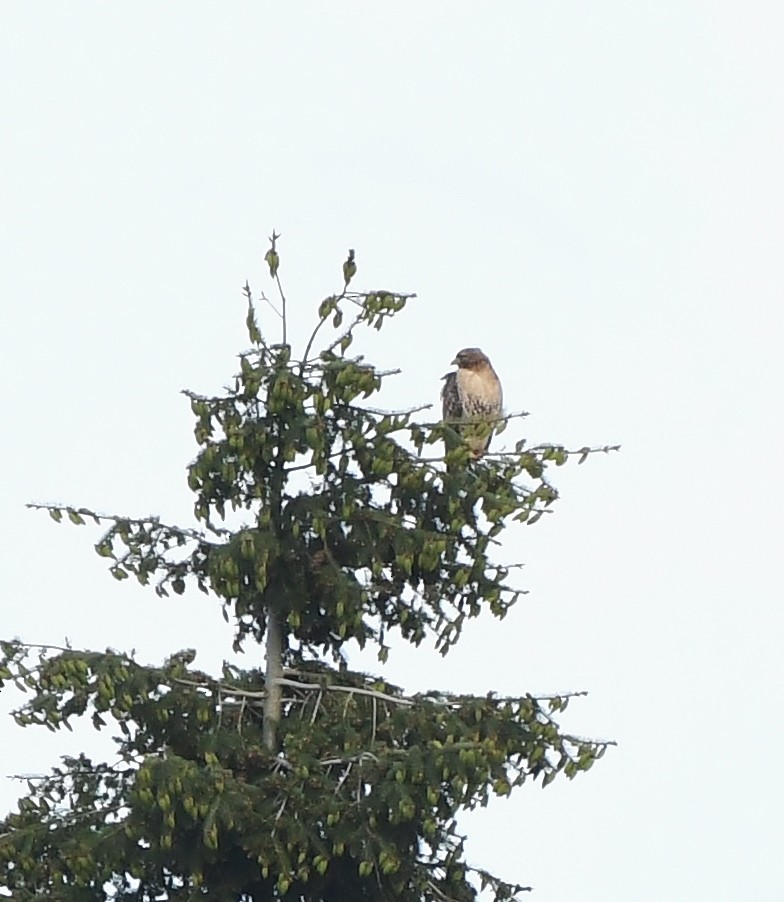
{"left": 0, "top": 237, "right": 617, "bottom": 900}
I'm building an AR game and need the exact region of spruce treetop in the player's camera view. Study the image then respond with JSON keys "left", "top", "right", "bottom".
{"left": 1, "top": 238, "right": 617, "bottom": 900}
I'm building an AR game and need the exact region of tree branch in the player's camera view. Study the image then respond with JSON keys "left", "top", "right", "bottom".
{"left": 420, "top": 410, "right": 531, "bottom": 428}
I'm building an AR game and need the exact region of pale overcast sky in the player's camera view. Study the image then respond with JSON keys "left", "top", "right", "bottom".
{"left": 2, "top": 4, "right": 783, "bottom": 900}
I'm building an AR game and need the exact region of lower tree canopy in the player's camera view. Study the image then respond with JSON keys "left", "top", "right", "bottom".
{"left": 0, "top": 643, "right": 608, "bottom": 900}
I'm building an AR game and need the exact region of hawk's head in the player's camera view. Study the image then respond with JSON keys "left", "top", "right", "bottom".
{"left": 451, "top": 347, "right": 492, "bottom": 370}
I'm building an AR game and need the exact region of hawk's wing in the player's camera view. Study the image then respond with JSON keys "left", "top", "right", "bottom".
{"left": 441, "top": 371, "right": 463, "bottom": 421}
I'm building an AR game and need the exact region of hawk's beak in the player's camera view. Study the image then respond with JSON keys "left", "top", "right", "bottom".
{"left": 450, "top": 356, "right": 459, "bottom": 366}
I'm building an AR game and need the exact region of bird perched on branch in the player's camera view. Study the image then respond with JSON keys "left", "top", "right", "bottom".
{"left": 441, "top": 348, "right": 503, "bottom": 459}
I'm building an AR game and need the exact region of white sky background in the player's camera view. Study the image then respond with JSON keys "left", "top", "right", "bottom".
{"left": 1, "top": 3, "right": 783, "bottom": 900}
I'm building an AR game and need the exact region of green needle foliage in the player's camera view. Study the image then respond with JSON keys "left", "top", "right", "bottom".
{"left": 1, "top": 239, "right": 617, "bottom": 900}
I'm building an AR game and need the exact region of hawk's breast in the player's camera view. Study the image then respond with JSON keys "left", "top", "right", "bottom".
{"left": 456, "top": 367, "right": 502, "bottom": 416}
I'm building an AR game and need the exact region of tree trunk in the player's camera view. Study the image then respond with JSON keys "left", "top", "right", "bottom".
{"left": 262, "top": 608, "right": 283, "bottom": 753}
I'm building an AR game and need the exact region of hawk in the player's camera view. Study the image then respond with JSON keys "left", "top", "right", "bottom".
{"left": 441, "top": 347, "right": 503, "bottom": 459}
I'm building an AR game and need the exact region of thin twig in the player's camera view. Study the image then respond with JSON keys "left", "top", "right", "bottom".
{"left": 215, "top": 686, "right": 223, "bottom": 732}
{"left": 528, "top": 690, "right": 590, "bottom": 701}
{"left": 259, "top": 289, "right": 282, "bottom": 320}
{"left": 272, "top": 756, "right": 293, "bottom": 773}
{"left": 299, "top": 289, "right": 350, "bottom": 373}
{"left": 237, "top": 695, "right": 247, "bottom": 735}
{"left": 426, "top": 879, "right": 462, "bottom": 902}
{"left": 275, "top": 273, "right": 288, "bottom": 346}
{"left": 559, "top": 732, "right": 617, "bottom": 748}
{"left": 319, "top": 751, "right": 381, "bottom": 768}
{"left": 310, "top": 690, "right": 323, "bottom": 725}
{"left": 270, "top": 795, "right": 288, "bottom": 837}
{"left": 279, "top": 677, "right": 413, "bottom": 708}
{"left": 334, "top": 761, "right": 353, "bottom": 795}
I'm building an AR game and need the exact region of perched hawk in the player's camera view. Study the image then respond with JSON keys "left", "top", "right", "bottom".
{"left": 441, "top": 347, "right": 503, "bottom": 459}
